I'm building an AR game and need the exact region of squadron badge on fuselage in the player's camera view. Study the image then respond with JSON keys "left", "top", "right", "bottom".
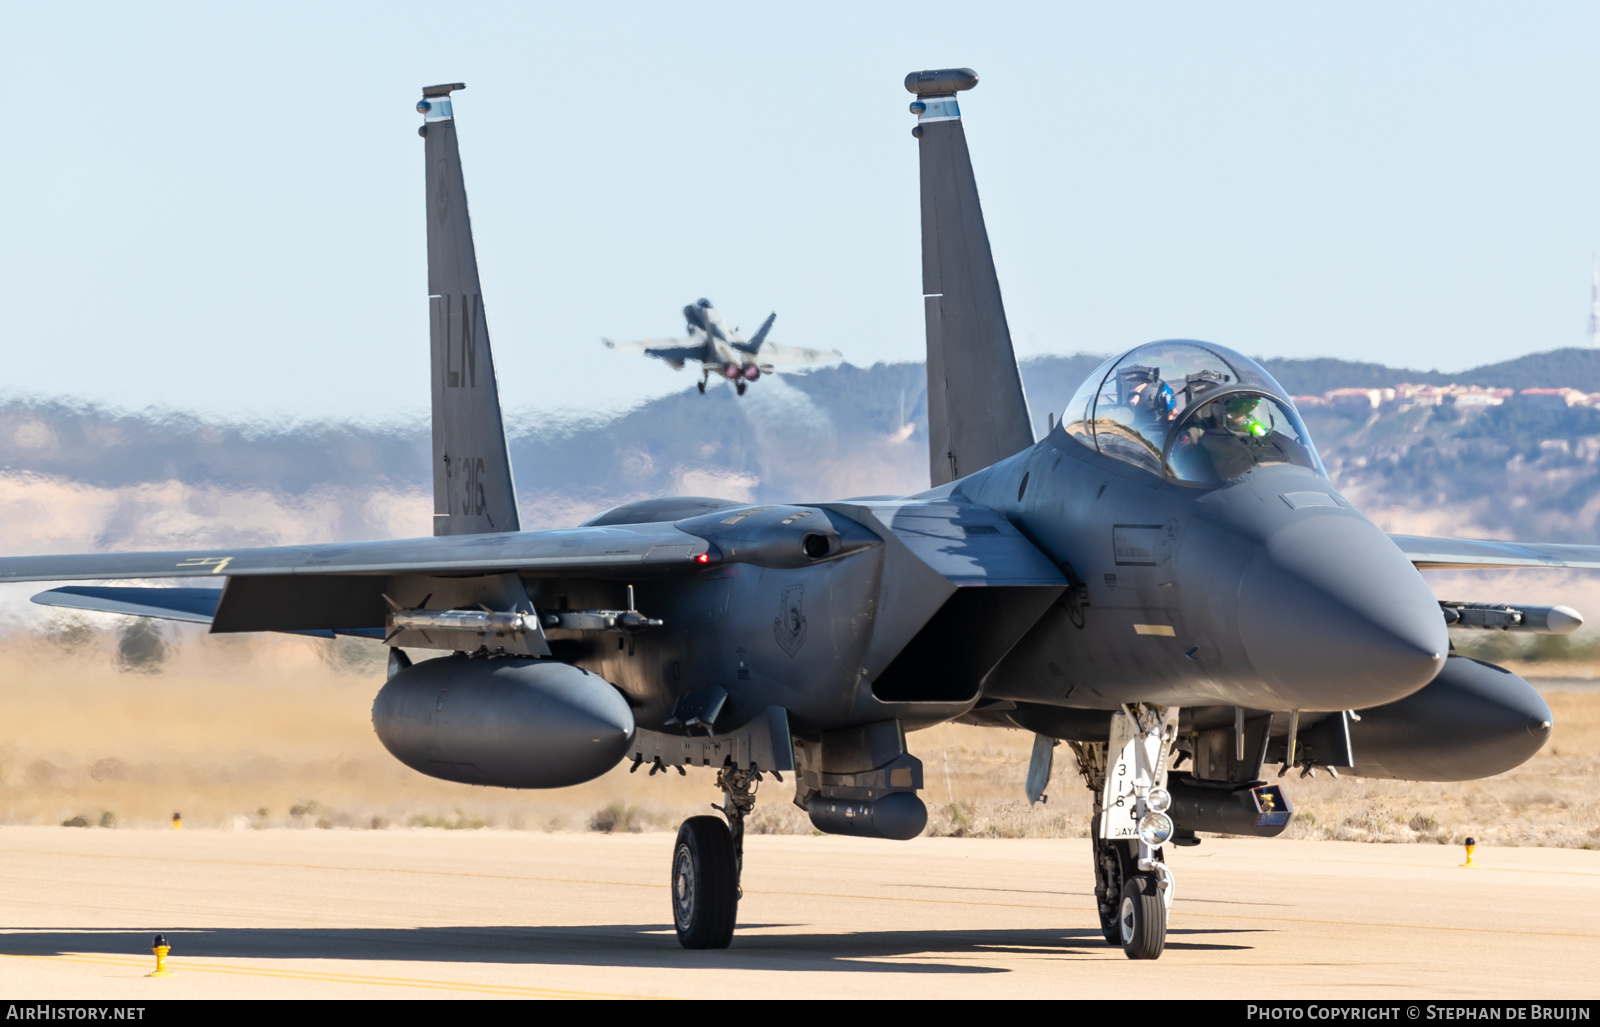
{"left": 774, "top": 584, "right": 808, "bottom": 656}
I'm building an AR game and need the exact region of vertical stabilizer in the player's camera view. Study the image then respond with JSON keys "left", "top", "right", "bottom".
{"left": 419, "top": 84, "right": 521, "bottom": 536}
{"left": 907, "top": 69, "right": 1033, "bottom": 487}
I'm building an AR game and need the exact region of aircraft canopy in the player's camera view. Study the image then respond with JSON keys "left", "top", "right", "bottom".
{"left": 1063, "top": 340, "right": 1325, "bottom": 487}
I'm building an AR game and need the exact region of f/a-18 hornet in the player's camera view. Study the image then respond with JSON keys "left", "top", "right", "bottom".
{"left": 603, "top": 298, "right": 841, "bottom": 395}
{"left": 6, "top": 74, "right": 1592, "bottom": 960}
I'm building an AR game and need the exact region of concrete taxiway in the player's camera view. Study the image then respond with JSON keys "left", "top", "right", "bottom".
{"left": 0, "top": 827, "right": 1592, "bottom": 999}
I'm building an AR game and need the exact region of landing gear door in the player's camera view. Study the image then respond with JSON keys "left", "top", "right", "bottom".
{"left": 1100, "top": 706, "right": 1179, "bottom": 840}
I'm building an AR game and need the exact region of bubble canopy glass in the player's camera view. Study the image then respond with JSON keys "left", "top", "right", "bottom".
{"left": 1062, "top": 341, "right": 1325, "bottom": 486}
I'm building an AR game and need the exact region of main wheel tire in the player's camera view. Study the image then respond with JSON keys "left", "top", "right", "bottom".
{"left": 697, "top": 380, "right": 706, "bottom": 394}
{"left": 1098, "top": 902, "right": 1122, "bottom": 946}
{"left": 735, "top": 380, "right": 747, "bottom": 396}
{"left": 1117, "top": 875, "right": 1167, "bottom": 960}
{"left": 1093, "top": 837, "right": 1124, "bottom": 946}
{"left": 671, "top": 815, "right": 738, "bottom": 949}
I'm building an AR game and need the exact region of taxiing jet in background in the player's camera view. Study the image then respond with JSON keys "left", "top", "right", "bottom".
{"left": 604, "top": 298, "right": 842, "bottom": 395}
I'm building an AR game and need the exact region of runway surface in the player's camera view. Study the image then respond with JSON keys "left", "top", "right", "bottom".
{"left": 0, "top": 827, "right": 1593, "bottom": 999}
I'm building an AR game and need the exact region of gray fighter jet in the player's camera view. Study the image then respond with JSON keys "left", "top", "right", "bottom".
{"left": 603, "top": 299, "right": 841, "bottom": 395}
{"left": 4, "top": 75, "right": 1593, "bottom": 960}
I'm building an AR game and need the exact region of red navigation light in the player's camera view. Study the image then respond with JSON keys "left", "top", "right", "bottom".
{"left": 694, "top": 553, "right": 710, "bottom": 564}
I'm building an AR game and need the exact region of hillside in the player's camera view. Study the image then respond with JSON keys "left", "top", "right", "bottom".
{"left": 4, "top": 346, "right": 1600, "bottom": 554}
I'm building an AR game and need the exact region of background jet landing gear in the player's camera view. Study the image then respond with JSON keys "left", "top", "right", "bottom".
{"left": 669, "top": 765, "right": 762, "bottom": 949}
{"left": 735, "top": 380, "right": 747, "bottom": 396}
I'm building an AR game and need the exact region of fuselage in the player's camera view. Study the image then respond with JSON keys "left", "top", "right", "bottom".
{"left": 679, "top": 303, "right": 764, "bottom": 381}
{"left": 958, "top": 426, "right": 1448, "bottom": 712}
{"left": 550, "top": 415, "right": 1448, "bottom": 738}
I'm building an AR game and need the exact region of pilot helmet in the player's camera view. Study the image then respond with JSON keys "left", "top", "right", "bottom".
{"left": 1130, "top": 379, "right": 1176, "bottom": 423}
{"left": 1223, "top": 394, "right": 1265, "bottom": 435}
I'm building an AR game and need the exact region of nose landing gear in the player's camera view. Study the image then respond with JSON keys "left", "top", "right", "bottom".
{"left": 1118, "top": 874, "right": 1167, "bottom": 959}
{"left": 1073, "top": 703, "right": 1180, "bottom": 960}
{"left": 670, "top": 764, "right": 764, "bottom": 949}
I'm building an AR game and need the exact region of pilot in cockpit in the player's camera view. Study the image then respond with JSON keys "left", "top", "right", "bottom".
{"left": 1115, "top": 366, "right": 1176, "bottom": 433}
{"left": 1068, "top": 340, "right": 1326, "bottom": 486}
{"left": 1168, "top": 392, "right": 1310, "bottom": 483}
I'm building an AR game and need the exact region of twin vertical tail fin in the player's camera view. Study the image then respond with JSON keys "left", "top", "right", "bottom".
{"left": 419, "top": 84, "right": 521, "bottom": 536}
{"left": 737, "top": 312, "right": 778, "bottom": 355}
{"left": 908, "top": 68, "right": 1034, "bottom": 488}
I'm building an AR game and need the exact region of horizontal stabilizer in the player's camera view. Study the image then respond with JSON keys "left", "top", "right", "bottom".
{"left": 34, "top": 586, "right": 220, "bottom": 623}
{"left": 31, "top": 586, "right": 383, "bottom": 638}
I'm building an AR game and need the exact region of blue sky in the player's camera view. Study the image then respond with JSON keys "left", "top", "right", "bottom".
{"left": 6, "top": 2, "right": 1600, "bottom": 422}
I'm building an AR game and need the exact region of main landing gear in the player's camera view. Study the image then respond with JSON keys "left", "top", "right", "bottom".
{"left": 1072, "top": 703, "right": 1180, "bottom": 960}
{"left": 670, "top": 764, "right": 761, "bottom": 949}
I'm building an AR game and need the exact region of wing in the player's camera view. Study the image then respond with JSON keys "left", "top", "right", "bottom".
{"left": 1390, "top": 534, "right": 1600, "bottom": 570}
{"left": 758, "top": 341, "right": 844, "bottom": 368}
{"left": 603, "top": 337, "right": 704, "bottom": 371}
{"left": 31, "top": 585, "right": 385, "bottom": 639}
{"left": 7, "top": 525, "right": 716, "bottom": 637}
{"left": 0, "top": 524, "right": 715, "bottom": 584}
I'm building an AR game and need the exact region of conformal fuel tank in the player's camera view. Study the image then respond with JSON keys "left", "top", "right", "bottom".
{"left": 1348, "top": 654, "right": 1552, "bottom": 781}
{"left": 373, "top": 654, "right": 635, "bottom": 788}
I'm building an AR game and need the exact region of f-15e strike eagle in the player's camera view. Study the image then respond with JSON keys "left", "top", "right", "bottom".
{"left": 604, "top": 298, "right": 842, "bottom": 395}
{"left": 5, "top": 73, "right": 1594, "bottom": 959}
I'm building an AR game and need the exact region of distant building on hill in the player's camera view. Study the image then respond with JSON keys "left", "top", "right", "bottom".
{"left": 1291, "top": 383, "right": 1574, "bottom": 413}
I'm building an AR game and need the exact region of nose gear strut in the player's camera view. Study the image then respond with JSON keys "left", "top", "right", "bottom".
{"left": 1076, "top": 704, "right": 1180, "bottom": 960}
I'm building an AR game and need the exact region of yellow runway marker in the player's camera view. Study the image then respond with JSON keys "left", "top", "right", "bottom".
{"left": 146, "top": 935, "right": 173, "bottom": 977}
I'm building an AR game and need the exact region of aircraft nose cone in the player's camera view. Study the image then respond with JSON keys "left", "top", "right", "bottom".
{"left": 1237, "top": 515, "right": 1447, "bottom": 709}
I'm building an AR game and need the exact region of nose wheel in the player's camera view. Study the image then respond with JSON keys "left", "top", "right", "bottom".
{"left": 1117, "top": 875, "right": 1167, "bottom": 959}
{"left": 670, "top": 815, "right": 738, "bottom": 948}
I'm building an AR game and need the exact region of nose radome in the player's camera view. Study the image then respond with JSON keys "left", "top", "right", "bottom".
{"left": 1237, "top": 515, "right": 1447, "bottom": 710}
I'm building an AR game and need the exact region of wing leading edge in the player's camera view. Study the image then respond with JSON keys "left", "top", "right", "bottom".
{"left": 1391, "top": 534, "right": 1600, "bottom": 570}
{"left": 0, "top": 524, "right": 716, "bottom": 585}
